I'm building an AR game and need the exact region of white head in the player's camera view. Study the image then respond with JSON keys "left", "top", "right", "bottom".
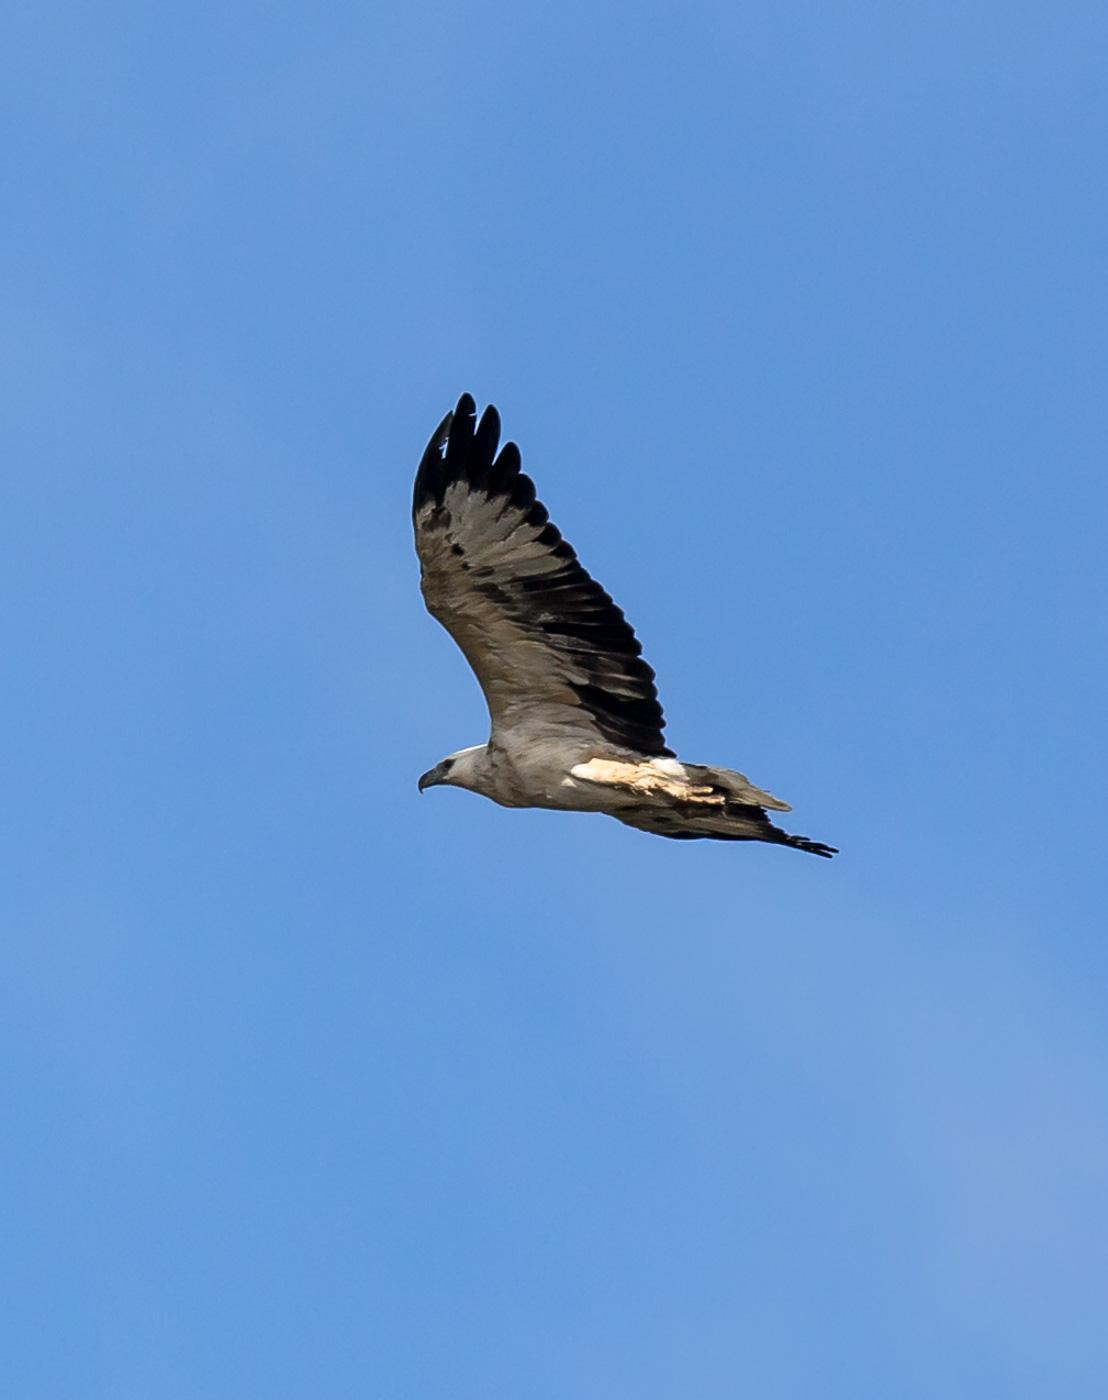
{"left": 417, "top": 745, "right": 486, "bottom": 794}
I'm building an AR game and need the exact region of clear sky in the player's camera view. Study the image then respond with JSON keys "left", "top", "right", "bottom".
{"left": 5, "top": 3, "right": 1107, "bottom": 1396}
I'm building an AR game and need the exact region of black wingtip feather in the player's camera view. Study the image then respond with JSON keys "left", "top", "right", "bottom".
{"left": 470, "top": 405, "right": 501, "bottom": 489}
{"left": 444, "top": 393, "right": 476, "bottom": 471}
{"left": 488, "top": 443, "right": 521, "bottom": 496}
{"left": 415, "top": 395, "right": 521, "bottom": 508}
{"left": 786, "top": 838, "right": 838, "bottom": 858}
{"left": 414, "top": 394, "right": 500, "bottom": 513}
{"left": 512, "top": 473, "right": 537, "bottom": 511}
{"left": 412, "top": 406, "right": 454, "bottom": 515}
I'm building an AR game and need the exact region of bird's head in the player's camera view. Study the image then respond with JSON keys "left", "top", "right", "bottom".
{"left": 417, "top": 745, "right": 485, "bottom": 794}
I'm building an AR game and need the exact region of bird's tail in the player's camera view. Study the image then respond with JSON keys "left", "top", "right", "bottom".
{"left": 573, "top": 756, "right": 837, "bottom": 857}
{"left": 650, "top": 802, "right": 837, "bottom": 856}
{"left": 687, "top": 764, "right": 836, "bottom": 856}
{"left": 679, "top": 762, "right": 793, "bottom": 812}
{"left": 624, "top": 760, "right": 838, "bottom": 857}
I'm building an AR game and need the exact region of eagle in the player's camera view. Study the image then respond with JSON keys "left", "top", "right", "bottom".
{"left": 413, "top": 394, "right": 836, "bottom": 858}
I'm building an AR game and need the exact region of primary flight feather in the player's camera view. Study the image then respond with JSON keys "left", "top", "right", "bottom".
{"left": 413, "top": 393, "right": 836, "bottom": 857}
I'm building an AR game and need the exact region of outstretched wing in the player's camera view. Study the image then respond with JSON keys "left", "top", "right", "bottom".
{"left": 413, "top": 393, "right": 671, "bottom": 756}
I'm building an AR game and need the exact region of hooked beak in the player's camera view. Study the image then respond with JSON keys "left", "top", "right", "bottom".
{"left": 417, "top": 767, "right": 438, "bottom": 794}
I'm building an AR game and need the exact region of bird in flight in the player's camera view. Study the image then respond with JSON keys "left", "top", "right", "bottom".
{"left": 413, "top": 394, "right": 836, "bottom": 857}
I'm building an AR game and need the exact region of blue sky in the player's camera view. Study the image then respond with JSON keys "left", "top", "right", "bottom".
{"left": 4, "top": 2, "right": 1107, "bottom": 1395}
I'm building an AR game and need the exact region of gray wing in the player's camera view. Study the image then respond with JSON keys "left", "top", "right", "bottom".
{"left": 412, "top": 394, "right": 671, "bottom": 756}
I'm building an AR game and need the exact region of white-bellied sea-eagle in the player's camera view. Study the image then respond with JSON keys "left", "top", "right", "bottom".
{"left": 414, "top": 394, "right": 836, "bottom": 857}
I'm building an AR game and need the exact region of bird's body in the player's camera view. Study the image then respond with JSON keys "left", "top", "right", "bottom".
{"left": 414, "top": 394, "right": 836, "bottom": 858}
